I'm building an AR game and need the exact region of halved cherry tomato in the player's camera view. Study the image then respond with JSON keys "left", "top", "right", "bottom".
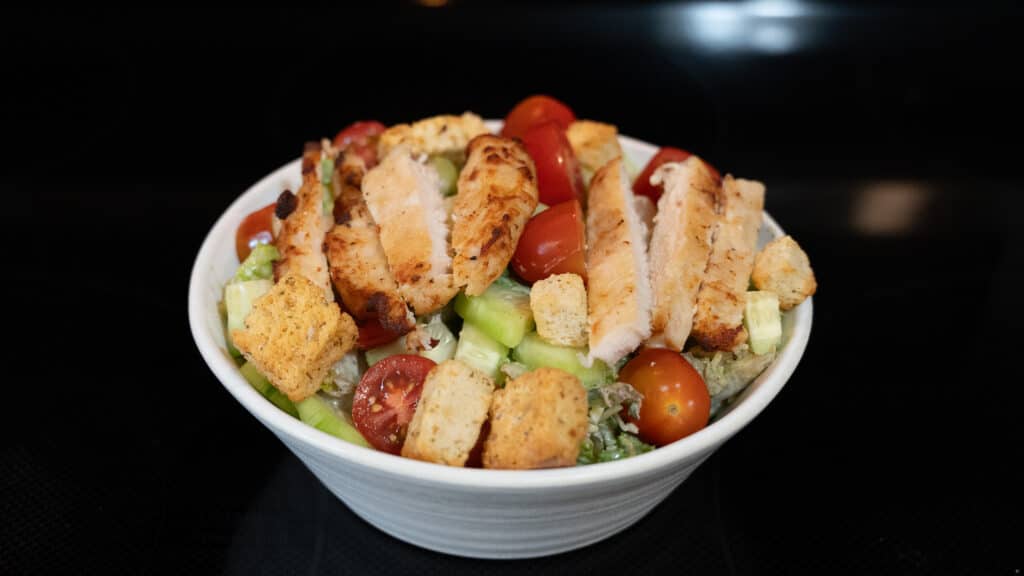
{"left": 520, "top": 121, "right": 585, "bottom": 206}
{"left": 356, "top": 318, "right": 408, "bottom": 350}
{"left": 620, "top": 348, "right": 710, "bottom": 447}
{"left": 351, "top": 354, "right": 435, "bottom": 454}
{"left": 632, "top": 147, "right": 722, "bottom": 204}
{"left": 511, "top": 199, "right": 586, "bottom": 284}
{"left": 500, "top": 95, "right": 577, "bottom": 140}
{"left": 333, "top": 120, "right": 386, "bottom": 169}
{"left": 234, "top": 202, "right": 276, "bottom": 262}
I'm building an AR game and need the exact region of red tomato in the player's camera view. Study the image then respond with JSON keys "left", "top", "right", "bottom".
{"left": 619, "top": 349, "right": 710, "bottom": 447}
{"left": 234, "top": 202, "right": 276, "bottom": 262}
{"left": 333, "top": 120, "right": 386, "bottom": 168}
{"left": 521, "top": 122, "right": 585, "bottom": 205}
{"left": 632, "top": 147, "right": 722, "bottom": 204}
{"left": 351, "top": 355, "right": 435, "bottom": 454}
{"left": 511, "top": 200, "right": 586, "bottom": 284}
{"left": 356, "top": 318, "right": 408, "bottom": 350}
{"left": 500, "top": 95, "right": 577, "bottom": 140}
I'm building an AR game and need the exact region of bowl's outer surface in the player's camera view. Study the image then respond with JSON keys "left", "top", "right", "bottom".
{"left": 189, "top": 122, "right": 813, "bottom": 559}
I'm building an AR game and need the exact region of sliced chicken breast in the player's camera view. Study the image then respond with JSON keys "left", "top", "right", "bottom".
{"left": 586, "top": 157, "right": 653, "bottom": 366}
{"left": 274, "top": 141, "right": 335, "bottom": 301}
{"left": 691, "top": 176, "right": 765, "bottom": 351}
{"left": 361, "top": 146, "right": 457, "bottom": 315}
{"left": 452, "top": 135, "right": 539, "bottom": 295}
{"left": 647, "top": 157, "right": 720, "bottom": 350}
{"left": 324, "top": 153, "right": 414, "bottom": 333}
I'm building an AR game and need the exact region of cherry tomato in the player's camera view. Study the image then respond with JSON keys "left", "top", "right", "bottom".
{"left": 356, "top": 318, "right": 408, "bottom": 350}
{"left": 500, "top": 95, "right": 577, "bottom": 140}
{"left": 234, "top": 202, "right": 276, "bottom": 262}
{"left": 521, "top": 121, "right": 585, "bottom": 206}
{"left": 351, "top": 355, "right": 435, "bottom": 454}
{"left": 619, "top": 349, "right": 710, "bottom": 447}
{"left": 333, "top": 120, "right": 386, "bottom": 168}
{"left": 632, "top": 147, "right": 722, "bottom": 204}
{"left": 511, "top": 200, "right": 586, "bottom": 284}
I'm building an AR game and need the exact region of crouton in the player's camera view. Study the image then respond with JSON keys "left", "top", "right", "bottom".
{"left": 586, "top": 158, "right": 653, "bottom": 366}
{"left": 691, "top": 176, "right": 765, "bottom": 351}
{"left": 401, "top": 360, "right": 495, "bottom": 467}
{"left": 566, "top": 120, "right": 624, "bottom": 185}
{"left": 483, "top": 368, "right": 588, "bottom": 470}
{"left": 452, "top": 135, "right": 539, "bottom": 295}
{"left": 751, "top": 235, "right": 817, "bottom": 310}
{"left": 377, "top": 113, "right": 490, "bottom": 165}
{"left": 530, "top": 273, "right": 588, "bottom": 347}
{"left": 231, "top": 273, "right": 358, "bottom": 402}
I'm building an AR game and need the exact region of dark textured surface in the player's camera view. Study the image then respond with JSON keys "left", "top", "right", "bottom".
{"left": 20, "top": 2, "right": 1023, "bottom": 574}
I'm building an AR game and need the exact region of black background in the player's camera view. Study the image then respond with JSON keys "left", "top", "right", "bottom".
{"left": 19, "top": 1, "right": 1023, "bottom": 574}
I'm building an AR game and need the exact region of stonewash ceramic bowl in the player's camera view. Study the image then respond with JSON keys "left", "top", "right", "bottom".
{"left": 189, "top": 120, "right": 813, "bottom": 559}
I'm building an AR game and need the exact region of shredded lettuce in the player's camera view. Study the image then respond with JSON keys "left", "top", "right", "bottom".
{"left": 577, "top": 382, "right": 654, "bottom": 465}
{"left": 684, "top": 344, "right": 776, "bottom": 417}
{"left": 234, "top": 244, "right": 280, "bottom": 282}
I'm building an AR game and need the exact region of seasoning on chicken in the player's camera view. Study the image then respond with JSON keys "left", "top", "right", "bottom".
{"left": 361, "top": 146, "right": 458, "bottom": 315}
{"left": 452, "top": 135, "right": 539, "bottom": 295}
{"left": 274, "top": 141, "right": 335, "bottom": 301}
{"left": 324, "top": 152, "right": 414, "bottom": 333}
{"left": 691, "top": 176, "right": 765, "bottom": 351}
{"left": 647, "top": 157, "right": 719, "bottom": 350}
{"left": 586, "top": 157, "right": 653, "bottom": 366}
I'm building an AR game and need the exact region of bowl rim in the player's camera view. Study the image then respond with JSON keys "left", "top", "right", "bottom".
{"left": 188, "top": 125, "right": 812, "bottom": 491}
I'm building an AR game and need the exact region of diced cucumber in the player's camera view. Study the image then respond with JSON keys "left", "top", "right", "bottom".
{"left": 234, "top": 244, "right": 280, "bottom": 282}
{"left": 454, "top": 323, "right": 508, "bottom": 380}
{"left": 744, "top": 291, "right": 782, "bottom": 355}
{"left": 365, "top": 337, "right": 409, "bottom": 367}
{"left": 320, "top": 156, "right": 335, "bottom": 214}
{"left": 225, "top": 279, "right": 273, "bottom": 356}
{"left": 512, "top": 332, "right": 611, "bottom": 389}
{"left": 418, "top": 314, "right": 457, "bottom": 364}
{"left": 453, "top": 276, "right": 534, "bottom": 348}
{"left": 239, "top": 362, "right": 299, "bottom": 417}
{"left": 429, "top": 155, "right": 458, "bottom": 196}
{"left": 296, "top": 394, "right": 370, "bottom": 448}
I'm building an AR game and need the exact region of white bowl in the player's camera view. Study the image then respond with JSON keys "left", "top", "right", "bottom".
{"left": 188, "top": 123, "right": 813, "bottom": 559}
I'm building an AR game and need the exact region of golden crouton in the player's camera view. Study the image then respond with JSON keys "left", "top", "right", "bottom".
{"left": 232, "top": 273, "right": 358, "bottom": 402}
{"left": 377, "top": 113, "right": 490, "bottom": 165}
{"left": 751, "top": 235, "right": 817, "bottom": 310}
{"left": 483, "top": 368, "right": 588, "bottom": 470}
{"left": 401, "top": 360, "right": 495, "bottom": 467}
{"left": 566, "top": 120, "right": 624, "bottom": 183}
{"left": 530, "top": 273, "right": 588, "bottom": 347}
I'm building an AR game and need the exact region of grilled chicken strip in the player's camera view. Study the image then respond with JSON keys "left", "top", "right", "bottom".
{"left": 452, "top": 135, "right": 539, "bottom": 295}
{"left": 691, "top": 176, "right": 765, "bottom": 351}
{"left": 647, "top": 157, "right": 719, "bottom": 350}
{"left": 274, "top": 141, "right": 335, "bottom": 301}
{"left": 324, "top": 152, "right": 415, "bottom": 333}
{"left": 361, "top": 146, "right": 457, "bottom": 315}
{"left": 586, "top": 157, "right": 653, "bottom": 366}
{"left": 377, "top": 113, "right": 489, "bottom": 165}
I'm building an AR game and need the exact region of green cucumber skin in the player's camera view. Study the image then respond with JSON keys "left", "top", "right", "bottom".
{"left": 239, "top": 362, "right": 299, "bottom": 417}
{"left": 296, "top": 395, "right": 370, "bottom": 448}
{"left": 512, "top": 332, "right": 610, "bottom": 389}
{"left": 454, "top": 323, "right": 509, "bottom": 380}
{"left": 453, "top": 278, "right": 534, "bottom": 348}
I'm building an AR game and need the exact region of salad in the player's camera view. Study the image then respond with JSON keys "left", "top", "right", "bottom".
{"left": 222, "top": 95, "right": 817, "bottom": 469}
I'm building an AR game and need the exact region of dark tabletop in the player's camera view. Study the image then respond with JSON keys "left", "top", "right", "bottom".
{"left": 20, "top": 2, "right": 1023, "bottom": 574}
